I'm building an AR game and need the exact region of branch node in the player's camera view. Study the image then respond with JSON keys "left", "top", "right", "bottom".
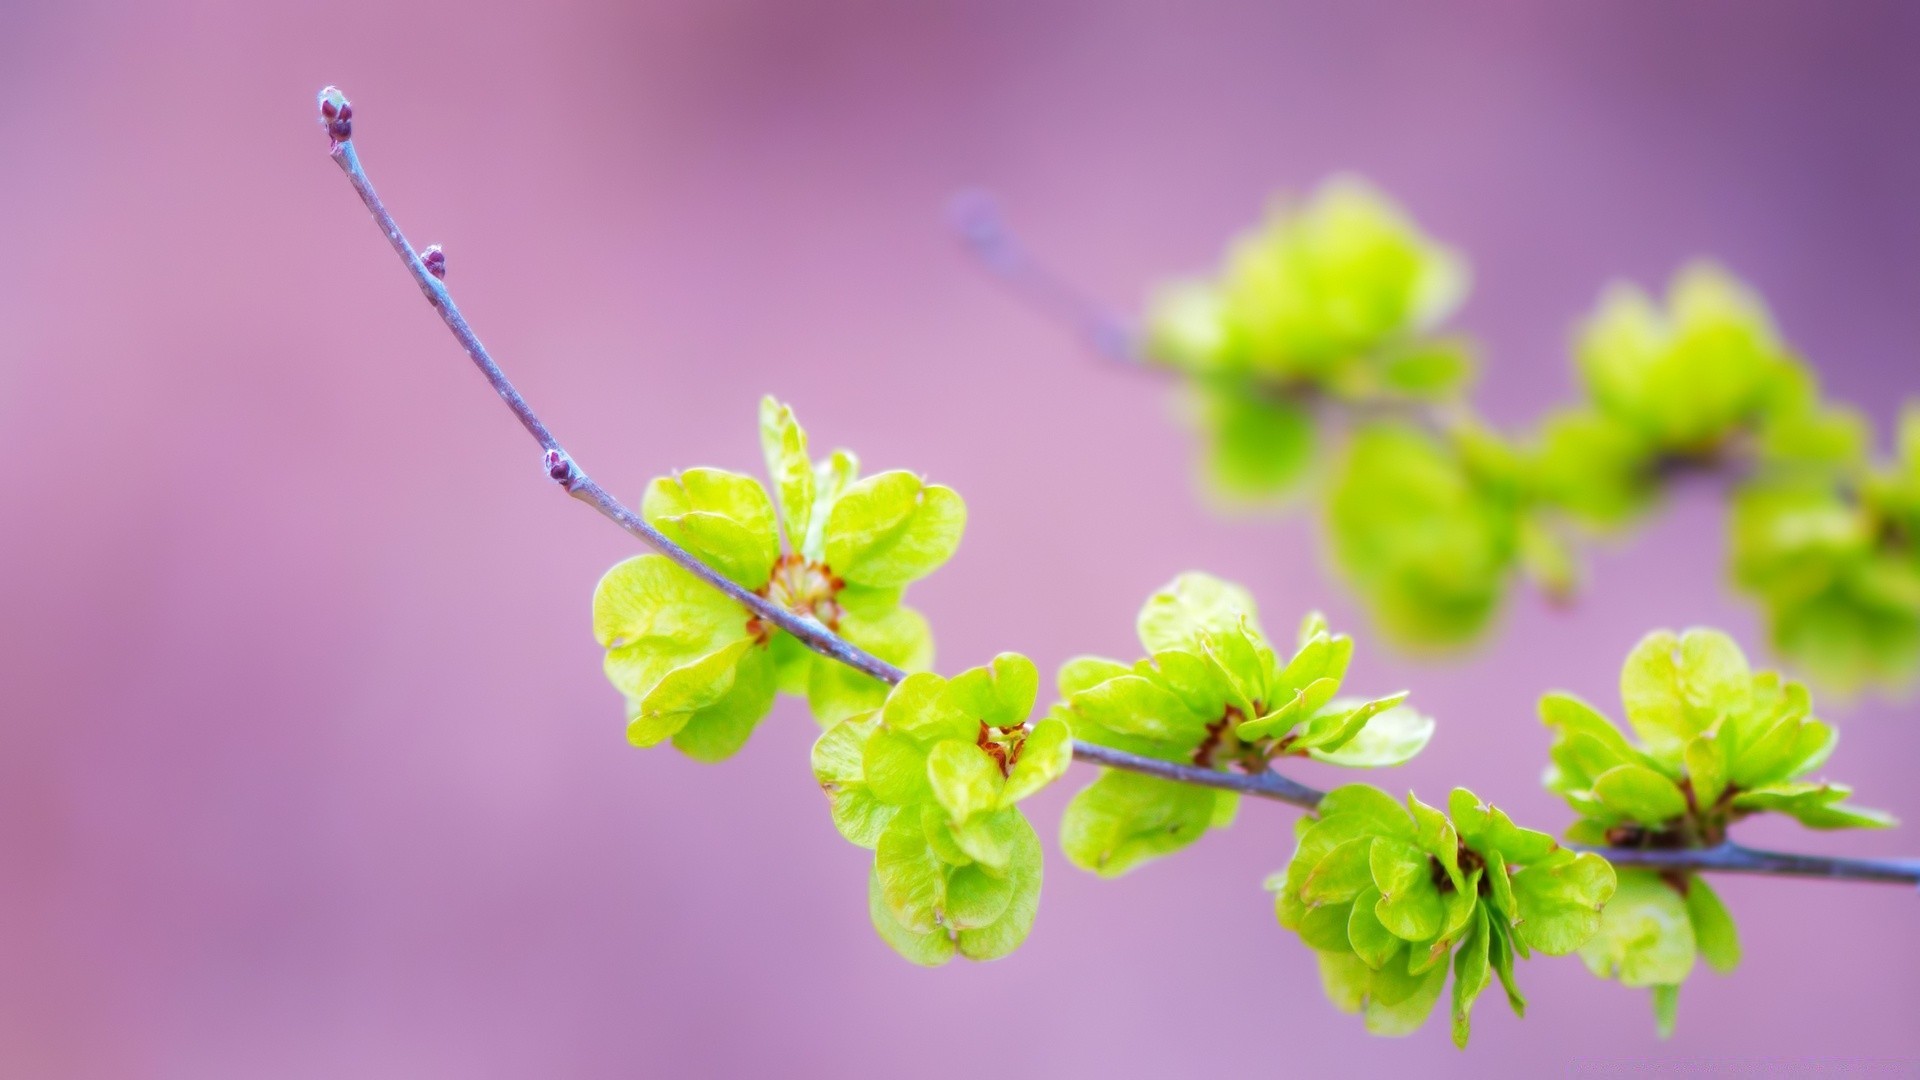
{"left": 318, "top": 86, "right": 354, "bottom": 143}
{"left": 543, "top": 449, "right": 581, "bottom": 490}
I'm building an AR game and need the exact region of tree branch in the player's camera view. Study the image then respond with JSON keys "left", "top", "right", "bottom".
{"left": 320, "top": 88, "right": 1920, "bottom": 891}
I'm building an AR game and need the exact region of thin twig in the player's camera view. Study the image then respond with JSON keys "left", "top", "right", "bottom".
{"left": 949, "top": 192, "right": 1145, "bottom": 367}
{"left": 322, "top": 88, "right": 1920, "bottom": 890}
{"left": 1579, "top": 842, "right": 1920, "bottom": 885}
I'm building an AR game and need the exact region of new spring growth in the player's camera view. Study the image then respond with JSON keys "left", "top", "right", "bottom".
{"left": 318, "top": 86, "right": 352, "bottom": 142}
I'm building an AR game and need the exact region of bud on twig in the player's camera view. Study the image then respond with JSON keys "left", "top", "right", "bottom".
{"left": 544, "top": 449, "right": 579, "bottom": 489}
{"left": 318, "top": 86, "right": 353, "bottom": 142}
{"left": 421, "top": 244, "right": 446, "bottom": 279}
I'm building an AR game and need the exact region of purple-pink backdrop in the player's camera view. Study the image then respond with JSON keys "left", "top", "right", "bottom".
{"left": 4, "top": 2, "right": 1919, "bottom": 1076}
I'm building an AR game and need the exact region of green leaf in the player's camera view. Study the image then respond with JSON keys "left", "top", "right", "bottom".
{"left": 1380, "top": 337, "right": 1475, "bottom": 399}
{"left": 1003, "top": 716, "right": 1072, "bottom": 805}
{"left": 1346, "top": 886, "right": 1399, "bottom": 969}
{"left": 806, "top": 605, "right": 934, "bottom": 726}
{"left": 1577, "top": 869, "right": 1696, "bottom": 988}
{"left": 758, "top": 396, "right": 814, "bottom": 548}
{"left": 823, "top": 470, "right": 967, "bottom": 588}
{"left": 867, "top": 863, "right": 955, "bottom": 966}
{"left": 668, "top": 643, "right": 779, "bottom": 762}
{"left": 1318, "top": 783, "right": 1418, "bottom": 839}
{"left": 1591, "top": 764, "right": 1690, "bottom": 824}
{"left": 1293, "top": 691, "right": 1412, "bottom": 754}
{"left": 1684, "top": 732, "right": 1729, "bottom": 809}
{"left": 874, "top": 810, "right": 947, "bottom": 934}
{"left": 944, "top": 652, "right": 1038, "bottom": 729}
{"left": 1685, "top": 876, "right": 1741, "bottom": 974}
{"left": 1235, "top": 677, "right": 1340, "bottom": 741}
{"left": 628, "top": 637, "right": 759, "bottom": 749}
{"left": 1486, "top": 915, "right": 1527, "bottom": 1017}
{"left": 1364, "top": 960, "right": 1449, "bottom": 1037}
{"left": 641, "top": 468, "right": 780, "bottom": 590}
{"left": 926, "top": 739, "right": 1005, "bottom": 824}
{"left": 1652, "top": 984, "right": 1680, "bottom": 1039}
{"left": 1300, "top": 836, "right": 1378, "bottom": 905}
{"left": 1059, "top": 771, "right": 1218, "bottom": 877}
{"left": 1451, "top": 905, "right": 1492, "bottom": 1048}
{"left": 955, "top": 812, "right": 1044, "bottom": 961}
{"left": 1326, "top": 423, "right": 1518, "bottom": 647}
{"left": 944, "top": 862, "right": 1014, "bottom": 930}
{"left": 1067, "top": 671, "right": 1212, "bottom": 745}
{"left": 1369, "top": 838, "right": 1445, "bottom": 942}
{"left": 1618, "top": 631, "right": 1693, "bottom": 765}
{"left": 1511, "top": 850, "right": 1617, "bottom": 956}
{"left": 1296, "top": 898, "right": 1359, "bottom": 953}
{"left": 1136, "top": 572, "right": 1262, "bottom": 654}
{"left": 594, "top": 554, "right": 752, "bottom": 706}
{"left": 862, "top": 726, "right": 932, "bottom": 806}
{"left": 803, "top": 448, "right": 860, "bottom": 561}
{"left": 949, "top": 806, "right": 1025, "bottom": 871}
{"left": 1194, "top": 384, "right": 1316, "bottom": 500}
{"left": 1058, "top": 656, "right": 1133, "bottom": 698}
{"left": 1307, "top": 704, "right": 1434, "bottom": 768}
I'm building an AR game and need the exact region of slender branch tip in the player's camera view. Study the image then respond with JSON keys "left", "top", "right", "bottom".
{"left": 318, "top": 86, "right": 353, "bottom": 143}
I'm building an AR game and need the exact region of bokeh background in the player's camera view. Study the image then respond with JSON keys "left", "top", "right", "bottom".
{"left": 4, "top": 1, "right": 1920, "bottom": 1076}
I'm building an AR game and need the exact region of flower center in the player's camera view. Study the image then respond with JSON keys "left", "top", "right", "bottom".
{"left": 977, "top": 721, "right": 1029, "bottom": 777}
{"left": 748, "top": 553, "right": 845, "bottom": 641}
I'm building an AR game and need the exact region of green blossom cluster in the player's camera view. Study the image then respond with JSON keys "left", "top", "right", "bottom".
{"left": 1731, "top": 405, "right": 1920, "bottom": 691}
{"left": 1052, "top": 573, "right": 1431, "bottom": 876}
{"left": 1271, "top": 784, "right": 1616, "bottom": 1047}
{"left": 1540, "top": 628, "right": 1892, "bottom": 1033}
{"left": 1144, "top": 177, "right": 1476, "bottom": 500}
{"left": 812, "top": 654, "right": 1072, "bottom": 964}
{"left": 592, "top": 398, "right": 964, "bottom": 760}
{"left": 1137, "top": 175, "right": 1920, "bottom": 688}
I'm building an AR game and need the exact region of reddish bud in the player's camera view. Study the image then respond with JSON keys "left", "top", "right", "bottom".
{"left": 317, "top": 86, "right": 354, "bottom": 142}
{"left": 421, "top": 244, "right": 446, "bottom": 280}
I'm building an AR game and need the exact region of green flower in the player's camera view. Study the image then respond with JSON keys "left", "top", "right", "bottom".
{"left": 1144, "top": 177, "right": 1475, "bottom": 500}
{"left": 592, "top": 398, "right": 965, "bottom": 759}
{"left": 1540, "top": 627, "right": 1892, "bottom": 1032}
{"left": 1055, "top": 573, "right": 1429, "bottom": 876}
{"left": 1271, "top": 784, "right": 1616, "bottom": 1047}
{"left": 811, "top": 654, "right": 1071, "bottom": 965}
{"left": 1577, "top": 263, "right": 1804, "bottom": 459}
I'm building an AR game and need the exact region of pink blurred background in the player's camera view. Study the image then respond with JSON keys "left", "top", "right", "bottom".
{"left": 4, "top": 1, "right": 1920, "bottom": 1075}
